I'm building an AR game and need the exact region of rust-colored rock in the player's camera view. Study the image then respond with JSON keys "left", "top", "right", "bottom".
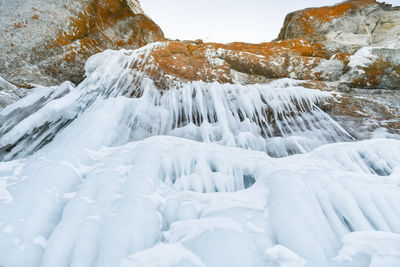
{"left": 300, "top": 81, "right": 400, "bottom": 136}
{"left": 140, "top": 39, "right": 331, "bottom": 89}
{"left": 332, "top": 53, "right": 352, "bottom": 66}
{"left": 0, "top": 0, "right": 165, "bottom": 86}
{"left": 1, "top": 0, "right": 399, "bottom": 135}
{"left": 277, "top": 0, "right": 400, "bottom": 55}
{"left": 278, "top": 0, "right": 378, "bottom": 42}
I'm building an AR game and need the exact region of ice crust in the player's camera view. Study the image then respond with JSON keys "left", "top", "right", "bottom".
{"left": 0, "top": 43, "right": 400, "bottom": 267}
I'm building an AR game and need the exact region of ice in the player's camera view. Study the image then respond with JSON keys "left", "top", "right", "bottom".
{"left": 335, "top": 231, "right": 400, "bottom": 267}
{"left": 1, "top": 135, "right": 399, "bottom": 267}
{"left": 348, "top": 47, "right": 377, "bottom": 69}
{"left": 264, "top": 245, "right": 306, "bottom": 267}
{"left": 0, "top": 43, "right": 351, "bottom": 160}
{"left": 0, "top": 43, "right": 399, "bottom": 267}
{"left": 121, "top": 243, "right": 206, "bottom": 267}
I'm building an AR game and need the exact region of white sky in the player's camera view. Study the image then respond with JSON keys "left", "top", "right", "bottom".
{"left": 141, "top": 0, "right": 399, "bottom": 44}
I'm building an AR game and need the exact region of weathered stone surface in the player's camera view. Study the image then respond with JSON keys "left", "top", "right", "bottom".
{"left": 0, "top": 0, "right": 164, "bottom": 87}
{"left": 277, "top": 0, "right": 400, "bottom": 55}
{"left": 138, "top": 39, "right": 334, "bottom": 89}
{"left": 300, "top": 80, "right": 400, "bottom": 136}
{"left": 343, "top": 47, "right": 400, "bottom": 89}
{"left": 1, "top": 0, "right": 399, "bottom": 134}
{"left": 135, "top": 1, "right": 400, "bottom": 92}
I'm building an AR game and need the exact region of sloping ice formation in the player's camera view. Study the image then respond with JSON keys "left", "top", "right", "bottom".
{"left": 0, "top": 42, "right": 400, "bottom": 267}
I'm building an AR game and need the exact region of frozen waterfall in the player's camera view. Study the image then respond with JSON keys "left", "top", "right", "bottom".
{"left": 0, "top": 42, "right": 400, "bottom": 267}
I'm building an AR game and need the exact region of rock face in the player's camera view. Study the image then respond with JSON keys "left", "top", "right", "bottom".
{"left": 1, "top": 0, "right": 399, "bottom": 133}
{"left": 277, "top": 0, "right": 400, "bottom": 53}
{"left": 142, "top": 39, "right": 329, "bottom": 89}
{"left": 0, "top": 0, "right": 164, "bottom": 87}
{"left": 137, "top": 1, "right": 400, "bottom": 91}
{"left": 276, "top": 0, "right": 400, "bottom": 90}
{"left": 116, "top": 0, "right": 400, "bottom": 135}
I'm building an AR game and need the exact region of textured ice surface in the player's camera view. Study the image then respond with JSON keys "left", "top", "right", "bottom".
{"left": 0, "top": 44, "right": 399, "bottom": 267}
{"left": 0, "top": 43, "right": 351, "bottom": 160}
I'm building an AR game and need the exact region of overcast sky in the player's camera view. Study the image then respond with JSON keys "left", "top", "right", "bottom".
{"left": 141, "top": 0, "right": 399, "bottom": 43}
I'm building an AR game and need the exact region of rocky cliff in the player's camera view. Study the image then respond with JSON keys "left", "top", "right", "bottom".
{"left": 1, "top": 0, "right": 399, "bottom": 135}
{"left": 277, "top": 0, "right": 400, "bottom": 53}
{"left": 135, "top": 0, "right": 400, "bottom": 90}
{"left": 116, "top": 0, "right": 399, "bottom": 136}
{"left": 0, "top": 0, "right": 164, "bottom": 88}
{"left": 2, "top": 2, "right": 400, "bottom": 266}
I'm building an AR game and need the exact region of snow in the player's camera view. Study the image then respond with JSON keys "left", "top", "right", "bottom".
{"left": 335, "top": 231, "right": 400, "bottom": 266}
{"left": 122, "top": 243, "right": 206, "bottom": 267}
{"left": 0, "top": 43, "right": 399, "bottom": 267}
{"left": 0, "top": 76, "right": 27, "bottom": 107}
{"left": 348, "top": 47, "right": 378, "bottom": 69}
{"left": 264, "top": 245, "right": 306, "bottom": 267}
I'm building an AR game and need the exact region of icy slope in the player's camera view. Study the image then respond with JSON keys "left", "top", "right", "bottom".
{"left": 0, "top": 43, "right": 351, "bottom": 160}
{"left": 0, "top": 43, "right": 400, "bottom": 267}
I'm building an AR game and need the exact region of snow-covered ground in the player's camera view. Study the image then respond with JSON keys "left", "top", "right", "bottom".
{"left": 0, "top": 43, "right": 400, "bottom": 267}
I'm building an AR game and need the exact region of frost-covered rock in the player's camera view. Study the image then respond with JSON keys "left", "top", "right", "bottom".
{"left": 0, "top": 76, "right": 27, "bottom": 108}
{"left": 277, "top": 0, "right": 400, "bottom": 54}
{"left": 342, "top": 47, "right": 400, "bottom": 89}
{"left": 274, "top": 0, "right": 400, "bottom": 89}
{"left": 0, "top": 0, "right": 164, "bottom": 87}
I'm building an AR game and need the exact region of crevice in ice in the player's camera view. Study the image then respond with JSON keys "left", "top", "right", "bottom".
{"left": 358, "top": 151, "right": 392, "bottom": 176}
{"left": 243, "top": 174, "right": 256, "bottom": 189}
{"left": 160, "top": 156, "right": 256, "bottom": 193}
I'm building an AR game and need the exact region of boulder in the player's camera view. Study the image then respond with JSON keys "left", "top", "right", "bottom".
{"left": 342, "top": 47, "right": 400, "bottom": 89}
{"left": 277, "top": 0, "right": 400, "bottom": 55}
{"left": 136, "top": 39, "right": 333, "bottom": 89}
{"left": 0, "top": 0, "right": 164, "bottom": 87}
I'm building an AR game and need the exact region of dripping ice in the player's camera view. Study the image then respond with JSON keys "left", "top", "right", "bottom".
{"left": 0, "top": 43, "right": 351, "bottom": 160}
{"left": 0, "top": 42, "right": 400, "bottom": 267}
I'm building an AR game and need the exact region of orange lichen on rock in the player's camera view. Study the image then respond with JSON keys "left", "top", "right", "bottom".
{"left": 278, "top": 0, "right": 379, "bottom": 41}
{"left": 301, "top": 0, "right": 376, "bottom": 22}
{"left": 49, "top": 8, "right": 93, "bottom": 48}
{"left": 326, "top": 92, "right": 398, "bottom": 122}
{"left": 39, "top": 0, "right": 164, "bottom": 84}
{"left": 50, "top": 0, "right": 164, "bottom": 49}
{"left": 224, "top": 38, "right": 328, "bottom": 58}
{"left": 300, "top": 81, "right": 400, "bottom": 133}
{"left": 13, "top": 22, "right": 24, "bottom": 28}
{"left": 149, "top": 42, "right": 232, "bottom": 86}
{"left": 94, "top": 0, "right": 132, "bottom": 28}
{"left": 332, "top": 53, "right": 352, "bottom": 65}
{"left": 141, "top": 39, "right": 331, "bottom": 89}
{"left": 349, "top": 59, "right": 400, "bottom": 89}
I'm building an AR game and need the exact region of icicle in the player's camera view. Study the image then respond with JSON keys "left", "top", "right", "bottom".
{"left": 0, "top": 43, "right": 352, "bottom": 159}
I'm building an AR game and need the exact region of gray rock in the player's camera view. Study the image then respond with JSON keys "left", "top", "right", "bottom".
{"left": 341, "top": 47, "right": 400, "bottom": 89}
{"left": 277, "top": 1, "right": 400, "bottom": 55}
{"left": 0, "top": 0, "right": 164, "bottom": 87}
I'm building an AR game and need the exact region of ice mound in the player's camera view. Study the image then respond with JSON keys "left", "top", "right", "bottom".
{"left": 0, "top": 43, "right": 400, "bottom": 267}
{"left": 1, "top": 137, "right": 400, "bottom": 267}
